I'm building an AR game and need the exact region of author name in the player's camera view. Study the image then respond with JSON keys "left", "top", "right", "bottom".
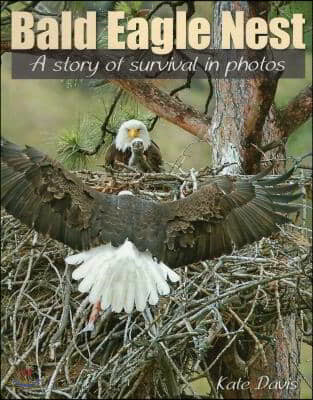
{"left": 216, "top": 376, "right": 298, "bottom": 391}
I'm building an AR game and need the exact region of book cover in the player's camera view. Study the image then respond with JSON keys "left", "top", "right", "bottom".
{"left": 1, "top": 1, "right": 312, "bottom": 398}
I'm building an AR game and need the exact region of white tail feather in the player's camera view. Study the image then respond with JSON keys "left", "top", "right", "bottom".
{"left": 160, "top": 263, "right": 181, "bottom": 282}
{"left": 134, "top": 271, "right": 149, "bottom": 311}
{"left": 67, "top": 240, "right": 180, "bottom": 313}
{"left": 66, "top": 244, "right": 109, "bottom": 265}
{"left": 65, "top": 253, "right": 86, "bottom": 265}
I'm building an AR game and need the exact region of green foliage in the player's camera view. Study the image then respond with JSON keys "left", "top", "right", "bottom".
{"left": 106, "top": 102, "right": 155, "bottom": 135}
{"left": 56, "top": 115, "right": 103, "bottom": 169}
{"left": 0, "top": 22, "right": 10, "bottom": 41}
{"left": 56, "top": 95, "right": 155, "bottom": 169}
{"left": 94, "top": 0, "right": 144, "bottom": 49}
{"left": 66, "top": 1, "right": 87, "bottom": 15}
{"left": 96, "top": 25, "right": 109, "bottom": 49}
{"left": 115, "top": 1, "right": 143, "bottom": 17}
{"left": 103, "top": 89, "right": 156, "bottom": 136}
{"left": 287, "top": 119, "right": 312, "bottom": 163}
{"left": 57, "top": 129, "right": 88, "bottom": 169}
{"left": 269, "top": 1, "right": 312, "bottom": 49}
{"left": 0, "top": 0, "right": 88, "bottom": 40}
{"left": 73, "top": 1, "right": 145, "bottom": 49}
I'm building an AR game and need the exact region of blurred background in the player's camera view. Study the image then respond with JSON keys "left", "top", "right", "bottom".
{"left": 1, "top": 1, "right": 312, "bottom": 397}
{"left": 1, "top": 1, "right": 312, "bottom": 171}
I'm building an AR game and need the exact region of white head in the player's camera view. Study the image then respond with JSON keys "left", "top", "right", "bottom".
{"left": 115, "top": 120, "right": 151, "bottom": 152}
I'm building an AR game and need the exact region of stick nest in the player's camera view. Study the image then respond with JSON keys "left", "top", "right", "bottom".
{"left": 1, "top": 168, "right": 312, "bottom": 399}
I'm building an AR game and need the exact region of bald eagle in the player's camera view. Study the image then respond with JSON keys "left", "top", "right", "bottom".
{"left": 105, "top": 119, "right": 163, "bottom": 172}
{"left": 1, "top": 138, "right": 302, "bottom": 315}
{"left": 128, "top": 138, "right": 156, "bottom": 172}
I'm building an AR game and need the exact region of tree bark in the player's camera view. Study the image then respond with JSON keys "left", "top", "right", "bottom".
{"left": 207, "top": 314, "right": 301, "bottom": 399}
{"left": 262, "top": 85, "right": 312, "bottom": 168}
{"left": 112, "top": 79, "right": 211, "bottom": 138}
{"left": 204, "top": 2, "right": 302, "bottom": 399}
{"left": 208, "top": 1, "right": 280, "bottom": 175}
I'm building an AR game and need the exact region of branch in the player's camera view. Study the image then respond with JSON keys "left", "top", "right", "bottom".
{"left": 79, "top": 89, "right": 122, "bottom": 156}
{"left": 1, "top": 44, "right": 211, "bottom": 140}
{"left": 279, "top": 84, "right": 312, "bottom": 137}
{"left": 1, "top": 44, "right": 211, "bottom": 139}
{"left": 111, "top": 79, "right": 211, "bottom": 139}
{"left": 261, "top": 84, "right": 312, "bottom": 166}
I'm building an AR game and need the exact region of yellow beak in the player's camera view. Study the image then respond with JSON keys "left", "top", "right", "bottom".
{"left": 128, "top": 128, "right": 140, "bottom": 139}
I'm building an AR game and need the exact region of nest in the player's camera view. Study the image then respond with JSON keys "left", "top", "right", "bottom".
{"left": 1, "top": 168, "right": 312, "bottom": 399}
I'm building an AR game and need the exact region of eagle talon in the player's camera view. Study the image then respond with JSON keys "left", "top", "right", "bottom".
{"left": 78, "top": 301, "right": 101, "bottom": 333}
{"left": 89, "top": 300, "right": 101, "bottom": 323}
{"left": 79, "top": 322, "right": 95, "bottom": 334}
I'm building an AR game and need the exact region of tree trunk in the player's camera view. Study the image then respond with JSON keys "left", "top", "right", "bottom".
{"left": 208, "top": 1, "right": 280, "bottom": 175}
{"left": 206, "top": 2, "right": 302, "bottom": 399}
{"left": 206, "top": 314, "right": 301, "bottom": 399}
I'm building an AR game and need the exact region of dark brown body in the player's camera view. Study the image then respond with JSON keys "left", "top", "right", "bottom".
{"left": 105, "top": 141, "right": 162, "bottom": 172}
{"left": 1, "top": 138, "right": 301, "bottom": 268}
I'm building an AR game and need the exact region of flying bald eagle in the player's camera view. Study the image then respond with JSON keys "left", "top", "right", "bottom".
{"left": 1, "top": 138, "right": 302, "bottom": 315}
{"left": 105, "top": 119, "right": 162, "bottom": 172}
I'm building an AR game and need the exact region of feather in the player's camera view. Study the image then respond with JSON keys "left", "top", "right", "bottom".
{"left": 134, "top": 268, "right": 150, "bottom": 311}
{"left": 138, "top": 260, "right": 159, "bottom": 307}
{"left": 159, "top": 263, "right": 180, "bottom": 282}
{"left": 69, "top": 240, "right": 180, "bottom": 313}
{"left": 257, "top": 166, "right": 296, "bottom": 186}
{"left": 66, "top": 253, "right": 88, "bottom": 266}
{"left": 1, "top": 137, "right": 302, "bottom": 271}
{"left": 264, "top": 182, "right": 299, "bottom": 194}
{"left": 66, "top": 244, "right": 109, "bottom": 265}
{"left": 146, "top": 262, "right": 170, "bottom": 295}
{"left": 269, "top": 193, "right": 304, "bottom": 203}
{"left": 123, "top": 270, "right": 136, "bottom": 313}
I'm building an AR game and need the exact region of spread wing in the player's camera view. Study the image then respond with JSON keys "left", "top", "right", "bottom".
{"left": 161, "top": 166, "right": 302, "bottom": 266}
{"left": 1, "top": 138, "right": 301, "bottom": 268}
{"left": 1, "top": 138, "right": 172, "bottom": 255}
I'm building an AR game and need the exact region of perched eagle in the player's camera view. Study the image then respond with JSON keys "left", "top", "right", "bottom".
{"left": 105, "top": 119, "right": 162, "bottom": 172}
{"left": 1, "top": 138, "right": 302, "bottom": 315}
